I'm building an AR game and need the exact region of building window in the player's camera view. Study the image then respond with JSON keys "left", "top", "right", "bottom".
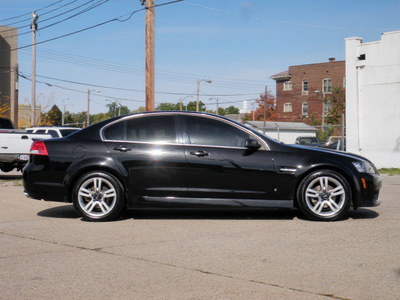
{"left": 323, "top": 101, "right": 332, "bottom": 116}
{"left": 323, "top": 78, "right": 332, "bottom": 94}
{"left": 302, "top": 102, "right": 308, "bottom": 116}
{"left": 302, "top": 81, "right": 308, "bottom": 95}
{"left": 284, "top": 103, "right": 292, "bottom": 112}
{"left": 283, "top": 81, "right": 292, "bottom": 91}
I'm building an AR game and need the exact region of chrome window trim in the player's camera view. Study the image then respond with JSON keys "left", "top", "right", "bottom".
{"left": 100, "top": 112, "right": 270, "bottom": 151}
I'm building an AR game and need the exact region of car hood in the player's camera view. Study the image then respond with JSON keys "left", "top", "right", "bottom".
{"left": 287, "top": 144, "right": 372, "bottom": 163}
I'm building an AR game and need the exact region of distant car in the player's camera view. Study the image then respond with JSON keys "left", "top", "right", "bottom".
{"left": 295, "top": 136, "right": 321, "bottom": 146}
{"left": 320, "top": 139, "right": 346, "bottom": 151}
{"left": 325, "top": 136, "right": 345, "bottom": 146}
{"left": 26, "top": 127, "right": 80, "bottom": 138}
{"left": 23, "top": 112, "right": 381, "bottom": 222}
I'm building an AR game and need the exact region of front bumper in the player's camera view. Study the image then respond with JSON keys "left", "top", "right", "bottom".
{"left": 356, "top": 173, "right": 382, "bottom": 208}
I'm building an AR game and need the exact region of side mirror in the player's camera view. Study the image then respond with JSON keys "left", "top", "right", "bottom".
{"left": 245, "top": 139, "right": 261, "bottom": 149}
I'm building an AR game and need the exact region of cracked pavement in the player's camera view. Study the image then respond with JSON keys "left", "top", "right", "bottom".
{"left": 0, "top": 172, "right": 399, "bottom": 299}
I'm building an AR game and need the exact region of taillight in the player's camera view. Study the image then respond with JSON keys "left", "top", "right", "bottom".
{"left": 30, "top": 140, "right": 48, "bottom": 156}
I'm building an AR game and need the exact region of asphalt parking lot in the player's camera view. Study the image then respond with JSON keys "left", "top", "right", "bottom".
{"left": 0, "top": 171, "right": 399, "bottom": 300}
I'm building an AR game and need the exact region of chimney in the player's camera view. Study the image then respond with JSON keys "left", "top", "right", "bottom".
{"left": 329, "top": 57, "right": 335, "bottom": 62}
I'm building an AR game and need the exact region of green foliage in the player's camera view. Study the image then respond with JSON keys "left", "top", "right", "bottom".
{"left": 106, "top": 103, "right": 131, "bottom": 117}
{"left": 43, "top": 104, "right": 62, "bottom": 126}
{"left": 325, "top": 87, "right": 345, "bottom": 125}
{"left": 378, "top": 168, "right": 400, "bottom": 175}
{"left": 186, "top": 101, "right": 206, "bottom": 112}
{"left": 132, "top": 106, "right": 146, "bottom": 113}
{"left": 316, "top": 126, "right": 334, "bottom": 143}
{"left": 224, "top": 105, "right": 240, "bottom": 115}
{"left": 156, "top": 102, "right": 180, "bottom": 111}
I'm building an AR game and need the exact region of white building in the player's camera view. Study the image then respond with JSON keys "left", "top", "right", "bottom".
{"left": 243, "top": 121, "right": 317, "bottom": 144}
{"left": 239, "top": 100, "right": 251, "bottom": 114}
{"left": 345, "top": 31, "right": 400, "bottom": 168}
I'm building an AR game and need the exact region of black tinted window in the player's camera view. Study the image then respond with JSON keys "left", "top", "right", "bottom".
{"left": 48, "top": 130, "right": 59, "bottom": 138}
{"left": 126, "top": 115, "right": 176, "bottom": 143}
{"left": 186, "top": 116, "right": 250, "bottom": 147}
{"left": 60, "top": 129, "right": 79, "bottom": 137}
{"left": 103, "top": 121, "right": 125, "bottom": 140}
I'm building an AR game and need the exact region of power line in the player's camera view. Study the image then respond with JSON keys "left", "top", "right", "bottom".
{"left": 1, "top": 0, "right": 80, "bottom": 28}
{"left": 1, "top": 0, "right": 109, "bottom": 39}
{"left": 29, "top": 73, "right": 261, "bottom": 97}
{"left": 0, "top": 0, "right": 65, "bottom": 23}
{"left": 5, "top": 0, "right": 184, "bottom": 53}
{"left": 22, "top": 48, "right": 265, "bottom": 90}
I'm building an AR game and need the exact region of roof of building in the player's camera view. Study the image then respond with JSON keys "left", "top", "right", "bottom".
{"left": 269, "top": 70, "right": 291, "bottom": 80}
{"left": 243, "top": 121, "right": 317, "bottom": 132}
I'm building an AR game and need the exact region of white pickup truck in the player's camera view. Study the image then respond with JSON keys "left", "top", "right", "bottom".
{"left": 0, "top": 117, "right": 51, "bottom": 172}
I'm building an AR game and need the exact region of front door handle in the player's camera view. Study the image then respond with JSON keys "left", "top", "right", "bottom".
{"left": 190, "top": 150, "right": 209, "bottom": 157}
{"left": 113, "top": 145, "right": 132, "bottom": 152}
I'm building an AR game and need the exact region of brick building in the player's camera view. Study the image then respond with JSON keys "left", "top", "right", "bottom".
{"left": 270, "top": 58, "right": 345, "bottom": 125}
{"left": 0, "top": 25, "right": 18, "bottom": 126}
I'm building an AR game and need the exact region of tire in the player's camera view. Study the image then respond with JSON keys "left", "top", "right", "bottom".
{"left": 73, "top": 171, "right": 124, "bottom": 222}
{"left": 297, "top": 170, "right": 351, "bottom": 221}
{"left": 1, "top": 164, "right": 14, "bottom": 173}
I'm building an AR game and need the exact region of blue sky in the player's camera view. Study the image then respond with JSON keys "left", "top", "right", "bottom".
{"left": 1, "top": 0, "right": 400, "bottom": 114}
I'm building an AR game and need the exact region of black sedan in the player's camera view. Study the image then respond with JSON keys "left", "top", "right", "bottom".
{"left": 23, "top": 112, "right": 381, "bottom": 222}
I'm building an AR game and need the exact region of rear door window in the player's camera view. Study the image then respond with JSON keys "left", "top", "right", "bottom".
{"left": 103, "top": 115, "right": 177, "bottom": 143}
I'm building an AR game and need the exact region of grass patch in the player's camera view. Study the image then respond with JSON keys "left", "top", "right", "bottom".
{"left": 379, "top": 168, "right": 400, "bottom": 176}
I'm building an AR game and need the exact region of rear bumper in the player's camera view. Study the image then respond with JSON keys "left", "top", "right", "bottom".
{"left": 23, "top": 161, "right": 69, "bottom": 202}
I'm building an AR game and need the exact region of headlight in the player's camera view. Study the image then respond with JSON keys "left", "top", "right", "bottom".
{"left": 352, "top": 161, "right": 376, "bottom": 174}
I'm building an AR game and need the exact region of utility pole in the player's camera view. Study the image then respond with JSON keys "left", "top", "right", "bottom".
{"left": 143, "top": 0, "right": 155, "bottom": 111}
{"left": 209, "top": 97, "right": 219, "bottom": 115}
{"left": 31, "top": 12, "right": 39, "bottom": 126}
{"left": 62, "top": 98, "right": 69, "bottom": 126}
{"left": 263, "top": 85, "right": 267, "bottom": 135}
{"left": 87, "top": 90, "right": 91, "bottom": 127}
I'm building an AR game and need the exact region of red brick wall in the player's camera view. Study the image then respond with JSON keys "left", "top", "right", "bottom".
{"left": 274, "top": 60, "right": 345, "bottom": 124}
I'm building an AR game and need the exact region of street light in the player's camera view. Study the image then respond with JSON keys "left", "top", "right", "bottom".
{"left": 196, "top": 79, "right": 212, "bottom": 112}
{"left": 61, "top": 98, "right": 70, "bottom": 126}
{"left": 106, "top": 99, "right": 119, "bottom": 117}
{"left": 209, "top": 97, "right": 219, "bottom": 115}
{"left": 179, "top": 95, "right": 193, "bottom": 111}
{"left": 87, "top": 89, "right": 100, "bottom": 127}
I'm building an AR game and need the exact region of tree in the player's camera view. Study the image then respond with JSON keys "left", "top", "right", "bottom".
{"left": 0, "top": 101, "right": 10, "bottom": 118}
{"left": 156, "top": 102, "right": 179, "bottom": 111}
{"left": 132, "top": 106, "right": 146, "bottom": 113}
{"left": 42, "top": 105, "right": 62, "bottom": 126}
{"left": 325, "top": 87, "right": 345, "bottom": 125}
{"left": 186, "top": 101, "right": 206, "bottom": 112}
{"left": 103, "top": 102, "right": 131, "bottom": 118}
{"left": 252, "top": 93, "right": 276, "bottom": 121}
{"left": 224, "top": 105, "right": 240, "bottom": 115}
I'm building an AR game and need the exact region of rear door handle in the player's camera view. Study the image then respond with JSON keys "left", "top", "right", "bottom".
{"left": 113, "top": 145, "right": 132, "bottom": 152}
{"left": 190, "top": 150, "right": 209, "bottom": 157}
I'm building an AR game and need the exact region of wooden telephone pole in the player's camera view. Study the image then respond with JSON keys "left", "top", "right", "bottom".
{"left": 145, "top": 0, "right": 155, "bottom": 111}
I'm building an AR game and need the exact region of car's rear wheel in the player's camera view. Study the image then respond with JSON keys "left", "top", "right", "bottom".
{"left": 73, "top": 171, "right": 124, "bottom": 221}
{"left": 297, "top": 170, "right": 351, "bottom": 221}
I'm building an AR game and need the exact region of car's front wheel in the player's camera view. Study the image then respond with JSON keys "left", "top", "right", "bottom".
{"left": 297, "top": 170, "right": 351, "bottom": 221}
{"left": 73, "top": 171, "right": 124, "bottom": 221}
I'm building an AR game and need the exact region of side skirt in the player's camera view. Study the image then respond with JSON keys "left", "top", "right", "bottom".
{"left": 135, "top": 196, "right": 293, "bottom": 208}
